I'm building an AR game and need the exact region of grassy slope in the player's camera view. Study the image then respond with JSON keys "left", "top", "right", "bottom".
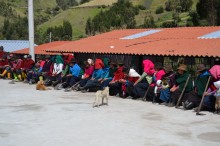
{"left": 136, "top": 0, "right": 198, "bottom": 27}
{"left": 76, "top": 0, "right": 117, "bottom": 7}
{"left": 39, "top": 7, "right": 103, "bottom": 39}
{"left": 0, "top": 0, "right": 199, "bottom": 40}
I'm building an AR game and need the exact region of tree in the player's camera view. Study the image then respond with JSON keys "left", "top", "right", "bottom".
{"left": 85, "top": 17, "right": 92, "bottom": 35}
{"left": 165, "top": 0, "right": 193, "bottom": 12}
{"left": 87, "top": 0, "right": 139, "bottom": 34}
{"left": 187, "top": 10, "right": 200, "bottom": 26}
{"left": 196, "top": 0, "right": 219, "bottom": 25}
{"left": 63, "top": 21, "right": 72, "bottom": 40}
{"left": 179, "top": 0, "right": 193, "bottom": 12}
{"left": 80, "top": 0, "right": 89, "bottom": 4}
{"left": 143, "top": 12, "right": 156, "bottom": 28}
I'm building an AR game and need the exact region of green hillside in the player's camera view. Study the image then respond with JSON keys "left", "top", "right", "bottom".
{"left": 39, "top": 7, "right": 103, "bottom": 39}
{"left": 0, "top": 0, "right": 202, "bottom": 41}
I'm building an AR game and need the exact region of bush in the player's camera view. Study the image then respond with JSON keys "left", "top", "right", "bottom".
{"left": 155, "top": 6, "right": 164, "bottom": 14}
{"left": 137, "top": 5, "right": 146, "bottom": 10}
{"left": 161, "top": 20, "right": 177, "bottom": 28}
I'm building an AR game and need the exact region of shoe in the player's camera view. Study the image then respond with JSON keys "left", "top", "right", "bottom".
{"left": 168, "top": 103, "right": 175, "bottom": 107}
{"left": 160, "top": 102, "right": 168, "bottom": 106}
{"left": 79, "top": 86, "right": 85, "bottom": 90}
{"left": 193, "top": 107, "right": 199, "bottom": 112}
{"left": 182, "top": 102, "right": 186, "bottom": 109}
{"left": 52, "top": 80, "right": 60, "bottom": 87}
{"left": 64, "top": 87, "right": 72, "bottom": 92}
{"left": 81, "top": 89, "right": 87, "bottom": 93}
{"left": 55, "top": 84, "right": 63, "bottom": 90}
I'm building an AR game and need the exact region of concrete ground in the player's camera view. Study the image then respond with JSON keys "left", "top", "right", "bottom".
{"left": 0, "top": 79, "right": 220, "bottom": 146}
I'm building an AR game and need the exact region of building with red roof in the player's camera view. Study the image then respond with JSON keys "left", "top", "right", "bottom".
{"left": 45, "top": 26, "right": 220, "bottom": 73}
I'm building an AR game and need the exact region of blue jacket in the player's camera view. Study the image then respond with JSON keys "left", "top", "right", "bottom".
{"left": 70, "top": 64, "right": 81, "bottom": 77}
{"left": 92, "top": 69, "right": 103, "bottom": 79}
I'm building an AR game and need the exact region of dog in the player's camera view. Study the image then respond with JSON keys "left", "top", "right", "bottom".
{"left": 215, "top": 96, "right": 220, "bottom": 114}
{"left": 36, "top": 80, "right": 51, "bottom": 91}
{"left": 93, "top": 87, "right": 109, "bottom": 108}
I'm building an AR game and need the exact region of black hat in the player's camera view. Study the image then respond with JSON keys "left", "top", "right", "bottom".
{"left": 117, "top": 62, "right": 124, "bottom": 66}
{"left": 0, "top": 46, "right": 4, "bottom": 50}
{"left": 196, "top": 64, "right": 206, "bottom": 72}
{"left": 27, "top": 55, "right": 32, "bottom": 58}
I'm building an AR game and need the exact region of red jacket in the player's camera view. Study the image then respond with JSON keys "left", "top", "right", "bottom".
{"left": 14, "top": 59, "right": 24, "bottom": 70}
{"left": 23, "top": 59, "right": 35, "bottom": 70}
{"left": 113, "top": 67, "right": 124, "bottom": 81}
{"left": 94, "top": 59, "right": 104, "bottom": 69}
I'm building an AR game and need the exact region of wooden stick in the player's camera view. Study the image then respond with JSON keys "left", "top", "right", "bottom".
{"left": 143, "top": 85, "right": 150, "bottom": 101}
{"left": 175, "top": 74, "right": 191, "bottom": 108}
{"left": 196, "top": 76, "right": 211, "bottom": 115}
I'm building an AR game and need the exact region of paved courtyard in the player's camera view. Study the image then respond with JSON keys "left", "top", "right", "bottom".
{"left": 0, "top": 79, "right": 220, "bottom": 146}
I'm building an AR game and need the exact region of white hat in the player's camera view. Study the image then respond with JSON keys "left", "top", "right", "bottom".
{"left": 24, "top": 55, "right": 27, "bottom": 59}
{"left": 87, "top": 58, "right": 93, "bottom": 65}
{"left": 156, "top": 80, "right": 162, "bottom": 86}
{"left": 214, "top": 81, "right": 220, "bottom": 88}
{"left": 128, "top": 69, "right": 140, "bottom": 77}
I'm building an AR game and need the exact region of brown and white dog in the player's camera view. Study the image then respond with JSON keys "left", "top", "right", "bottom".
{"left": 36, "top": 80, "right": 51, "bottom": 91}
{"left": 93, "top": 87, "right": 109, "bottom": 108}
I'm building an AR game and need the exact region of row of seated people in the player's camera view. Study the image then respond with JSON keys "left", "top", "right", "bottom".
{"left": 0, "top": 51, "right": 219, "bottom": 112}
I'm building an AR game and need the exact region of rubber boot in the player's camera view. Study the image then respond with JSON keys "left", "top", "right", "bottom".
{"left": 22, "top": 72, "right": 27, "bottom": 80}
{"left": 13, "top": 73, "right": 19, "bottom": 81}
{"left": 7, "top": 73, "right": 11, "bottom": 79}
{"left": 0, "top": 70, "right": 7, "bottom": 77}
{"left": 18, "top": 74, "right": 22, "bottom": 81}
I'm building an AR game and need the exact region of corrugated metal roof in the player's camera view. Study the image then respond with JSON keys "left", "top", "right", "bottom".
{"left": 198, "top": 30, "right": 220, "bottom": 39}
{"left": 13, "top": 41, "right": 71, "bottom": 55}
{"left": 120, "top": 29, "right": 162, "bottom": 39}
{"left": 0, "top": 40, "right": 37, "bottom": 52}
{"left": 45, "top": 26, "right": 220, "bottom": 57}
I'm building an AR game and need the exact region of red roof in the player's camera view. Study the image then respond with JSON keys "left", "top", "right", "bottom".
{"left": 45, "top": 27, "right": 220, "bottom": 57}
{"left": 13, "top": 41, "right": 71, "bottom": 55}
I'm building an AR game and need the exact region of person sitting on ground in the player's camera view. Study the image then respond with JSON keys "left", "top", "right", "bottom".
{"left": 44, "top": 55, "right": 64, "bottom": 86}
{"left": 79, "top": 58, "right": 104, "bottom": 93}
{"left": 145, "top": 62, "right": 166, "bottom": 102}
{"left": 8, "top": 56, "right": 24, "bottom": 83}
{"left": 169, "top": 64, "right": 193, "bottom": 107}
{"left": 159, "top": 64, "right": 176, "bottom": 105}
{"left": 52, "top": 55, "right": 74, "bottom": 87}
{"left": 26, "top": 63, "right": 41, "bottom": 84}
{"left": 121, "top": 68, "right": 140, "bottom": 98}
{"left": 0, "top": 54, "right": 19, "bottom": 80}
{"left": 108, "top": 62, "right": 125, "bottom": 96}
{"left": 0, "top": 54, "right": 9, "bottom": 76}
{"left": 133, "top": 59, "right": 155, "bottom": 99}
{"left": 99, "top": 61, "right": 117, "bottom": 90}
{"left": 61, "top": 59, "right": 82, "bottom": 91}
{"left": 202, "top": 80, "right": 220, "bottom": 112}
{"left": 22, "top": 55, "right": 35, "bottom": 82}
{"left": 41, "top": 55, "right": 52, "bottom": 80}
{"left": 74, "top": 59, "right": 94, "bottom": 90}
{"left": 183, "top": 64, "right": 211, "bottom": 110}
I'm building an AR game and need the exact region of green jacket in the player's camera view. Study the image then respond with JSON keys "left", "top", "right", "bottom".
{"left": 176, "top": 72, "right": 193, "bottom": 92}
{"left": 194, "top": 70, "right": 210, "bottom": 96}
{"left": 62, "top": 64, "right": 70, "bottom": 76}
